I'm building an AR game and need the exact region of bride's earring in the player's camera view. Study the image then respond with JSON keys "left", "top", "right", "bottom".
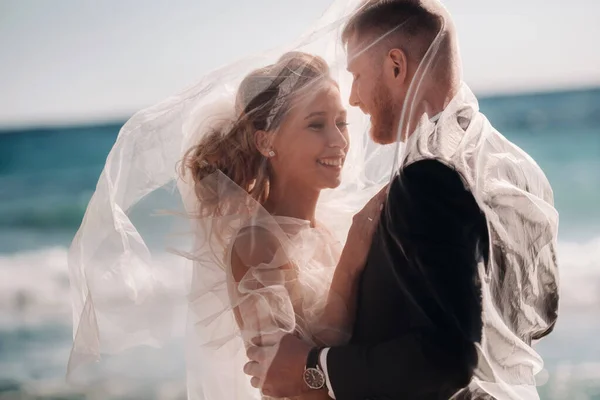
{"left": 268, "top": 150, "right": 276, "bottom": 158}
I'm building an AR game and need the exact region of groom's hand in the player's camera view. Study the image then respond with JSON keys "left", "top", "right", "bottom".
{"left": 244, "top": 333, "right": 312, "bottom": 398}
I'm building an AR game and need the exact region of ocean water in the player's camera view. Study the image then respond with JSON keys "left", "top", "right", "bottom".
{"left": 0, "top": 88, "right": 599, "bottom": 399}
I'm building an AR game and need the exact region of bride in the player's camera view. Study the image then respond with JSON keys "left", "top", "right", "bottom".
{"left": 179, "top": 51, "right": 385, "bottom": 399}
{"left": 66, "top": 5, "right": 390, "bottom": 396}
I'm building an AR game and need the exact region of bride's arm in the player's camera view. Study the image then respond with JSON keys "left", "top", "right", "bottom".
{"left": 229, "top": 225, "right": 297, "bottom": 345}
{"left": 313, "top": 188, "right": 387, "bottom": 346}
{"left": 232, "top": 226, "right": 333, "bottom": 400}
{"left": 312, "top": 250, "right": 364, "bottom": 345}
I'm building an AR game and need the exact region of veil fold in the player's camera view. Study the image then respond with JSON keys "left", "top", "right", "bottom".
{"left": 400, "top": 83, "right": 559, "bottom": 399}
{"left": 67, "top": 1, "right": 386, "bottom": 397}
{"left": 67, "top": 1, "right": 559, "bottom": 399}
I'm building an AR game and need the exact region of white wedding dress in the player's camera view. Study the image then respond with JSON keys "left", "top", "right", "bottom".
{"left": 180, "top": 171, "right": 343, "bottom": 400}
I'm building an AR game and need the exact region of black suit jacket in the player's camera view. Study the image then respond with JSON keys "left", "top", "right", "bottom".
{"left": 327, "top": 159, "right": 489, "bottom": 400}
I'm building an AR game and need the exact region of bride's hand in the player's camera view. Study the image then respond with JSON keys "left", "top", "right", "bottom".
{"left": 342, "top": 185, "right": 388, "bottom": 273}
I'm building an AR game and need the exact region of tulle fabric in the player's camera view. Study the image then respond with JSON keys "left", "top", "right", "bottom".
{"left": 66, "top": 0, "right": 386, "bottom": 397}
{"left": 179, "top": 170, "right": 343, "bottom": 400}
{"left": 398, "top": 84, "right": 559, "bottom": 399}
{"left": 67, "top": 0, "right": 559, "bottom": 399}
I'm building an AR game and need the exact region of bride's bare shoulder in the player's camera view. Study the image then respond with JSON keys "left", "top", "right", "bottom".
{"left": 229, "top": 225, "right": 287, "bottom": 280}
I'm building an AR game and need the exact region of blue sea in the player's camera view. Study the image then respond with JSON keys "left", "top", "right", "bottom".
{"left": 0, "top": 88, "right": 599, "bottom": 399}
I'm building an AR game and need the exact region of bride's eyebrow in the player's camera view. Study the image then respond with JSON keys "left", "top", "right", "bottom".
{"left": 305, "top": 111, "right": 327, "bottom": 119}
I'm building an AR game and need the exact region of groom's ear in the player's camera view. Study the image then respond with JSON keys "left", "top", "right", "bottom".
{"left": 387, "top": 48, "right": 408, "bottom": 84}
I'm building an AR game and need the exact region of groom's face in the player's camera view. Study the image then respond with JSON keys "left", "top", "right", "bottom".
{"left": 346, "top": 33, "right": 404, "bottom": 145}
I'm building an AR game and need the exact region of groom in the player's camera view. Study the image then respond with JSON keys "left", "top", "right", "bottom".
{"left": 245, "top": 1, "right": 559, "bottom": 399}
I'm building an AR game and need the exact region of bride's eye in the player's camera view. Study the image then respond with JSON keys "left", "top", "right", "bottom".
{"left": 308, "top": 122, "right": 325, "bottom": 131}
{"left": 337, "top": 121, "right": 349, "bottom": 129}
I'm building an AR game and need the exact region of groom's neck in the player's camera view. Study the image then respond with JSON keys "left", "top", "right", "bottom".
{"left": 427, "top": 79, "right": 460, "bottom": 115}
{"left": 401, "top": 82, "right": 460, "bottom": 141}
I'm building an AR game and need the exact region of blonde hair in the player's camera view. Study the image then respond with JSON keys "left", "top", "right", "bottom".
{"left": 182, "top": 52, "right": 331, "bottom": 214}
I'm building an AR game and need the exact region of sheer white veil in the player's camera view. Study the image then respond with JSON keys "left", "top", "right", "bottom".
{"left": 67, "top": 1, "right": 559, "bottom": 399}
{"left": 67, "top": 0, "right": 390, "bottom": 397}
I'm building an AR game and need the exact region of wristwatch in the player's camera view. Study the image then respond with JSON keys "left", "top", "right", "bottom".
{"left": 303, "top": 347, "right": 325, "bottom": 390}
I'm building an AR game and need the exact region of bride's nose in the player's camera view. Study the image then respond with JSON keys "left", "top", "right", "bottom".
{"left": 328, "top": 126, "right": 349, "bottom": 149}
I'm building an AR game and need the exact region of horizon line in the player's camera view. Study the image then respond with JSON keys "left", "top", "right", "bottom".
{"left": 1, "top": 83, "right": 599, "bottom": 133}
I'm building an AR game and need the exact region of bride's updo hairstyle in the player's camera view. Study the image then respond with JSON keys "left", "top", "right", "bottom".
{"left": 183, "top": 51, "right": 332, "bottom": 210}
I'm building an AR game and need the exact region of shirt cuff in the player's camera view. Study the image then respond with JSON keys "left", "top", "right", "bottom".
{"left": 319, "top": 347, "right": 336, "bottom": 399}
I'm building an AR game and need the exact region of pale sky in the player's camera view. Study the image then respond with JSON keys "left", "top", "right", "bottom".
{"left": 1, "top": 0, "right": 599, "bottom": 128}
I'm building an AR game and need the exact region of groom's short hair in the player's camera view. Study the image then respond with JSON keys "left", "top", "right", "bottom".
{"left": 341, "top": 0, "right": 443, "bottom": 64}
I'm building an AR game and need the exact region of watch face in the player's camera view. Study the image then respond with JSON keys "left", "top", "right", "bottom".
{"left": 303, "top": 367, "right": 325, "bottom": 390}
